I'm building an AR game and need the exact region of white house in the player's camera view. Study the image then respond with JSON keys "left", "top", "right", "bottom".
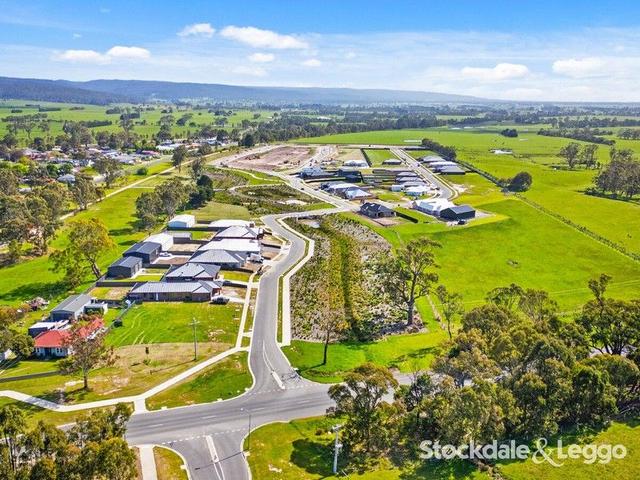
{"left": 343, "top": 159, "right": 369, "bottom": 168}
{"left": 199, "top": 238, "right": 261, "bottom": 254}
{"left": 390, "top": 184, "right": 404, "bottom": 192}
{"left": 146, "top": 233, "right": 174, "bottom": 251}
{"left": 168, "top": 214, "right": 196, "bottom": 229}
{"left": 414, "top": 198, "right": 454, "bottom": 215}
{"left": 405, "top": 185, "right": 430, "bottom": 197}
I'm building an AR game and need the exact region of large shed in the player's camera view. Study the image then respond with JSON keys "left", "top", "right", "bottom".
{"left": 123, "top": 242, "right": 162, "bottom": 264}
{"left": 107, "top": 256, "right": 143, "bottom": 279}
{"left": 168, "top": 214, "right": 196, "bottom": 229}
{"left": 50, "top": 294, "right": 93, "bottom": 322}
{"left": 440, "top": 205, "right": 476, "bottom": 221}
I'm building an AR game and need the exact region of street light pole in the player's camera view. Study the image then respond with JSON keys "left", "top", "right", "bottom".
{"left": 189, "top": 317, "right": 199, "bottom": 360}
{"left": 332, "top": 424, "right": 342, "bottom": 474}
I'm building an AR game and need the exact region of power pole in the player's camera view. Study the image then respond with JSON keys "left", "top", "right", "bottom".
{"left": 189, "top": 317, "right": 199, "bottom": 360}
{"left": 332, "top": 424, "right": 342, "bottom": 474}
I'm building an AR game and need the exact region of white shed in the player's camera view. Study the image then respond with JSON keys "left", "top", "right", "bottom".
{"left": 168, "top": 214, "right": 196, "bottom": 229}
{"left": 146, "top": 233, "right": 174, "bottom": 251}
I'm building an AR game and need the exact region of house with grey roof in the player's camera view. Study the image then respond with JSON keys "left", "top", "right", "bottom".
{"left": 128, "top": 281, "right": 222, "bottom": 302}
{"left": 164, "top": 263, "right": 221, "bottom": 282}
{"left": 189, "top": 249, "right": 246, "bottom": 268}
{"left": 215, "top": 226, "right": 263, "bottom": 240}
{"left": 360, "top": 202, "right": 396, "bottom": 218}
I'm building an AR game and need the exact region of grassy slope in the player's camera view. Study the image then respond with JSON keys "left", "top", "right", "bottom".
{"left": 147, "top": 352, "right": 251, "bottom": 410}
{"left": 362, "top": 148, "right": 400, "bottom": 167}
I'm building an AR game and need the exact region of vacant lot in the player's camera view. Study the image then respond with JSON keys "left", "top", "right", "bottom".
{"left": 362, "top": 148, "right": 401, "bottom": 167}
{"left": 227, "top": 146, "right": 313, "bottom": 171}
{"left": 107, "top": 302, "right": 242, "bottom": 347}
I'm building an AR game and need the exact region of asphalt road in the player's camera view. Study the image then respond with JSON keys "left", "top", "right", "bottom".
{"left": 126, "top": 211, "right": 339, "bottom": 479}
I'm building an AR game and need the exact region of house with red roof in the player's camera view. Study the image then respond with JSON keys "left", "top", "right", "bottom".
{"left": 33, "top": 318, "right": 104, "bottom": 358}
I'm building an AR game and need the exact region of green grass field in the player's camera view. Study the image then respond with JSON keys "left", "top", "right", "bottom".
{"left": 362, "top": 148, "right": 401, "bottom": 167}
{"left": 147, "top": 352, "right": 251, "bottom": 410}
{"left": 283, "top": 329, "right": 448, "bottom": 383}
{"left": 247, "top": 416, "right": 490, "bottom": 480}
{"left": 299, "top": 128, "right": 640, "bottom": 254}
{"left": 106, "top": 302, "right": 242, "bottom": 347}
{"left": 248, "top": 415, "right": 639, "bottom": 480}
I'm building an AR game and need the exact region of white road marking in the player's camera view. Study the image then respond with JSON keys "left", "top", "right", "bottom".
{"left": 206, "top": 435, "right": 226, "bottom": 480}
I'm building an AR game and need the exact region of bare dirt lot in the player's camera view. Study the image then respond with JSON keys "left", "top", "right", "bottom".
{"left": 226, "top": 146, "right": 313, "bottom": 171}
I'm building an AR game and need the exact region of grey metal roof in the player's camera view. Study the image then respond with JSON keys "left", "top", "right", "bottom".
{"left": 215, "top": 226, "right": 260, "bottom": 239}
{"left": 124, "top": 241, "right": 162, "bottom": 255}
{"left": 189, "top": 249, "right": 245, "bottom": 264}
{"left": 130, "top": 281, "right": 222, "bottom": 294}
{"left": 52, "top": 294, "right": 92, "bottom": 313}
{"left": 165, "top": 263, "right": 221, "bottom": 279}
{"left": 361, "top": 202, "right": 394, "bottom": 214}
{"left": 443, "top": 205, "right": 475, "bottom": 214}
{"left": 110, "top": 256, "right": 142, "bottom": 268}
{"left": 439, "top": 166, "right": 465, "bottom": 174}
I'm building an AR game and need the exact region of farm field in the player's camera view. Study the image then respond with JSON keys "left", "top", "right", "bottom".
{"left": 0, "top": 100, "right": 274, "bottom": 143}
{"left": 147, "top": 352, "right": 251, "bottom": 410}
{"left": 299, "top": 128, "right": 640, "bottom": 254}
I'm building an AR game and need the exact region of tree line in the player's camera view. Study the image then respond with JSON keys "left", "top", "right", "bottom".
{"left": 0, "top": 403, "right": 137, "bottom": 479}
{"left": 592, "top": 148, "right": 640, "bottom": 199}
{"left": 540, "top": 128, "right": 614, "bottom": 145}
{"left": 327, "top": 275, "right": 640, "bottom": 474}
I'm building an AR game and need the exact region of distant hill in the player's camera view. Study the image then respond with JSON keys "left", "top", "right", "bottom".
{"left": 0, "top": 75, "right": 487, "bottom": 105}
{"left": 0, "top": 77, "right": 134, "bottom": 105}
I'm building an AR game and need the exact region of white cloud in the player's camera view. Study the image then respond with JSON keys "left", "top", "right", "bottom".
{"left": 178, "top": 23, "right": 215, "bottom": 38}
{"left": 461, "top": 63, "right": 530, "bottom": 81}
{"left": 345, "top": 51, "right": 356, "bottom": 59}
{"left": 552, "top": 57, "right": 605, "bottom": 78}
{"left": 54, "top": 49, "right": 108, "bottom": 64}
{"left": 248, "top": 52, "right": 275, "bottom": 63}
{"left": 220, "top": 25, "right": 308, "bottom": 49}
{"left": 105, "top": 46, "right": 151, "bottom": 59}
{"left": 53, "top": 45, "right": 150, "bottom": 64}
{"left": 230, "top": 65, "right": 267, "bottom": 77}
{"left": 72, "top": 33, "right": 82, "bottom": 39}
{"left": 302, "top": 58, "right": 322, "bottom": 67}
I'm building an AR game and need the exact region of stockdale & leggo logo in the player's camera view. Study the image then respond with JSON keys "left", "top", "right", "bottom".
{"left": 419, "top": 438, "right": 627, "bottom": 466}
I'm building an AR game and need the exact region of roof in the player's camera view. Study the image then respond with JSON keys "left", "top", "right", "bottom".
{"left": 34, "top": 319, "right": 103, "bottom": 348}
{"left": 109, "top": 256, "right": 142, "bottom": 269}
{"left": 199, "top": 238, "right": 260, "bottom": 253}
{"left": 189, "top": 249, "right": 246, "bottom": 264}
{"left": 439, "top": 166, "right": 466, "bottom": 174}
{"left": 51, "top": 294, "right": 92, "bottom": 314}
{"left": 165, "top": 263, "right": 221, "bottom": 280}
{"left": 124, "top": 241, "right": 162, "bottom": 255}
{"left": 130, "top": 281, "right": 222, "bottom": 294}
{"left": 442, "top": 205, "right": 475, "bottom": 214}
{"left": 168, "top": 214, "right": 195, "bottom": 224}
{"left": 361, "top": 202, "right": 394, "bottom": 214}
{"left": 215, "top": 226, "right": 260, "bottom": 239}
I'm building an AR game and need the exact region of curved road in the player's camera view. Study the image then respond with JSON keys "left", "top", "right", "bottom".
{"left": 126, "top": 210, "right": 340, "bottom": 479}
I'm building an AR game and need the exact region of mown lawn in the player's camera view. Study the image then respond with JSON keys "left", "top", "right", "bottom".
{"left": 154, "top": 446, "right": 188, "bottom": 480}
{"left": 147, "top": 352, "right": 251, "bottom": 410}
{"left": 247, "top": 416, "right": 490, "bottom": 480}
{"left": 283, "top": 329, "right": 448, "bottom": 383}
{"left": 362, "top": 148, "right": 401, "bottom": 167}
{"left": 106, "top": 302, "right": 242, "bottom": 347}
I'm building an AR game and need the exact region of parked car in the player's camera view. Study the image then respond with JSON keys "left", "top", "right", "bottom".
{"left": 212, "top": 296, "right": 230, "bottom": 304}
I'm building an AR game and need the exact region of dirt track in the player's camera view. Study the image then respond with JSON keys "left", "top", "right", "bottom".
{"left": 226, "top": 146, "right": 313, "bottom": 171}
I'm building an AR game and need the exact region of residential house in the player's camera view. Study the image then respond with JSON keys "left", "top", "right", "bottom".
{"left": 360, "top": 202, "right": 396, "bottom": 218}
{"left": 34, "top": 319, "right": 104, "bottom": 358}
{"left": 128, "top": 281, "right": 222, "bottom": 302}
{"left": 164, "top": 263, "right": 221, "bottom": 282}
{"left": 215, "top": 226, "right": 263, "bottom": 240}
{"left": 188, "top": 250, "right": 246, "bottom": 269}
{"left": 414, "top": 198, "right": 455, "bottom": 215}
{"left": 28, "top": 320, "right": 69, "bottom": 338}
{"left": 209, "top": 219, "right": 256, "bottom": 230}
{"left": 199, "top": 238, "right": 261, "bottom": 254}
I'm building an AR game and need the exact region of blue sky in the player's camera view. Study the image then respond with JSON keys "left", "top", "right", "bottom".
{"left": 2, "top": 1, "right": 640, "bottom": 101}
